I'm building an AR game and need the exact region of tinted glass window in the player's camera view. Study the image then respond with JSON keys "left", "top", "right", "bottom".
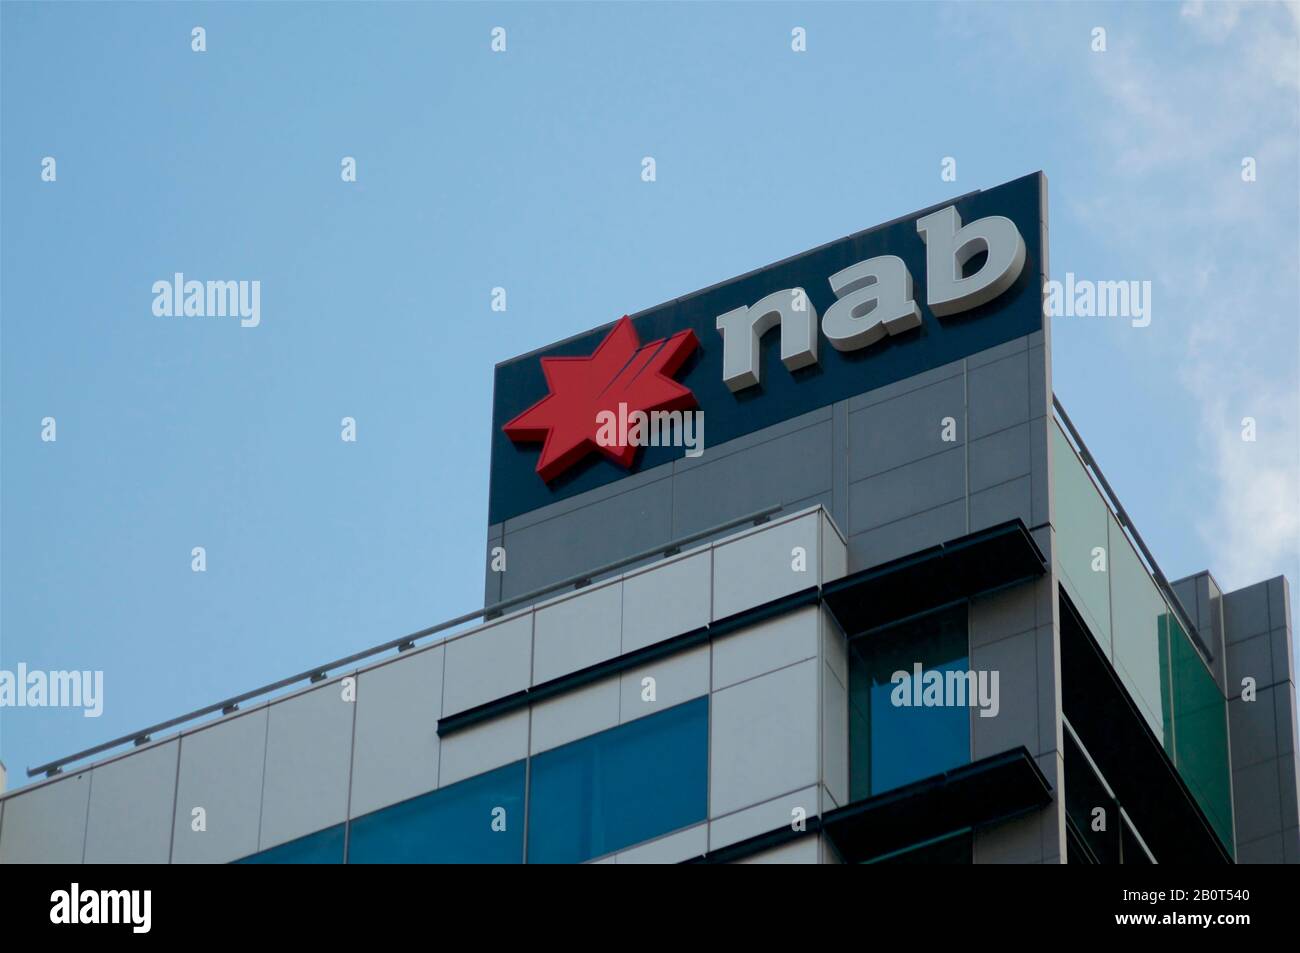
{"left": 527, "top": 697, "right": 708, "bottom": 864}
{"left": 849, "top": 605, "right": 970, "bottom": 799}
{"left": 235, "top": 824, "right": 345, "bottom": 864}
{"left": 348, "top": 760, "right": 526, "bottom": 863}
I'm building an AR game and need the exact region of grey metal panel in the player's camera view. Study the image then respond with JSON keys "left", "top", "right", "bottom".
{"left": 1226, "top": 634, "right": 1273, "bottom": 695}
{"left": 172, "top": 708, "right": 268, "bottom": 864}
{"left": 438, "top": 710, "right": 528, "bottom": 786}
{"left": 1224, "top": 581, "right": 1272, "bottom": 643}
{"left": 712, "top": 605, "right": 819, "bottom": 691}
{"left": 830, "top": 399, "right": 850, "bottom": 532}
{"left": 1230, "top": 692, "right": 1279, "bottom": 769}
{"left": 502, "top": 457, "right": 673, "bottom": 534}
{"left": 1270, "top": 626, "right": 1294, "bottom": 690}
{"left": 710, "top": 785, "right": 822, "bottom": 851}
{"left": 709, "top": 659, "right": 819, "bottom": 818}
{"left": 259, "top": 682, "right": 355, "bottom": 851}
{"left": 968, "top": 351, "right": 1030, "bottom": 440}
{"left": 968, "top": 421, "right": 1031, "bottom": 493}
{"left": 1268, "top": 576, "right": 1291, "bottom": 634}
{"left": 1036, "top": 621, "right": 1065, "bottom": 761}
{"left": 619, "top": 644, "right": 709, "bottom": 724}
{"left": 966, "top": 334, "right": 1028, "bottom": 369}
{"left": 1028, "top": 344, "right": 1049, "bottom": 420}
{"left": 671, "top": 421, "right": 832, "bottom": 538}
{"left": 499, "top": 477, "right": 674, "bottom": 599}
{"left": 1237, "top": 834, "right": 1285, "bottom": 863}
{"left": 1233, "top": 758, "right": 1283, "bottom": 844}
{"left": 1281, "top": 753, "right": 1299, "bottom": 832}
{"left": 530, "top": 677, "right": 620, "bottom": 754}
{"left": 848, "top": 446, "right": 965, "bottom": 535}
{"left": 847, "top": 374, "right": 965, "bottom": 481}
{"left": 846, "top": 356, "right": 963, "bottom": 413}
{"left": 84, "top": 742, "right": 179, "bottom": 864}
{"left": 349, "top": 644, "right": 444, "bottom": 819}
{"left": 484, "top": 525, "right": 504, "bottom": 606}
{"left": 711, "top": 512, "right": 823, "bottom": 620}
{"left": 970, "top": 628, "right": 1040, "bottom": 760}
{"left": 442, "top": 613, "right": 532, "bottom": 716}
{"left": 846, "top": 499, "right": 966, "bottom": 571}
{"left": 822, "top": 658, "right": 848, "bottom": 808}
{"left": 970, "top": 581, "right": 1038, "bottom": 649}
{"left": 532, "top": 581, "right": 622, "bottom": 685}
{"left": 0, "top": 770, "right": 90, "bottom": 864}
{"left": 615, "top": 822, "right": 707, "bottom": 863}
{"left": 673, "top": 405, "right": 831, "bottom": 474}
{"left": 1277, "top": 686, "right": 1298, "bottom": 758}
{"left": 969, "top": 475, "right": 1032, "bottom": 533}
{"left": 621, "top": 550, "right": 711, "bottom": 654}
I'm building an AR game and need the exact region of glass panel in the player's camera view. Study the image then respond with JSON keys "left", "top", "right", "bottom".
{"left": 527, "top": 697, "right": 708, "bottom": 864}
{"left": 235, "top": 824, "right": 345, "bottom": 864}
{"left": 1121, "top": 815, "right": 1153, "bottom": 864}
{"left": 1107, "top": 515, "right": 1170, "bottom": 743}
{"left": 347, "top": 761, "right": 525, "bottom": 863}
{"left": 1051, "top": 423, "right": 1112, "bottom": 653}
{"left": 1053, "top": 418, "right": 1233, "bottom": 856}
{"left": 848, "top": 605, "right": 970, "bottom": 800}
{"left": 1064, "top": 732, "right": 1119, "bottom": 863}
{"left": 1167, "top": 612, "right": 1234, "bottom": 854}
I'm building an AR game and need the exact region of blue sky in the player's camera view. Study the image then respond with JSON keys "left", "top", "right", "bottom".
{"left": 2, "top": 1, "right": 1297, "bottom": 788}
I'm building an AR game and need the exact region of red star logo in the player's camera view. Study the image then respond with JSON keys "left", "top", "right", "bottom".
{"left": 503, "top": 316, "right": 700, "bottom": 482}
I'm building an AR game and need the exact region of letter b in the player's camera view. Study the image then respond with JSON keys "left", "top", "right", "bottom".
{"left": 916, "top": 205, "right": 1026, "bottom": 317}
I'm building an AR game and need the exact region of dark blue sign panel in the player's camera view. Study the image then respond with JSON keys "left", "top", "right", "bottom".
{"left": 489, "top": 172, "right": 1046, "bottom": 526}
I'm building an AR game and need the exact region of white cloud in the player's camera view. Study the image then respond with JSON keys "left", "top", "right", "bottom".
{"left": 1079, "top": 2, "right": 1299, "bottom": 591}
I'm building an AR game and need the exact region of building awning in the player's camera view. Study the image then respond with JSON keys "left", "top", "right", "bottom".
{"left": 823, "top": 519, "right": 1048, "bottom": 637}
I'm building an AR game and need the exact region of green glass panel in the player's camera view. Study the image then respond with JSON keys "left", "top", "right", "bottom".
{"left": 1167, "top": 611, "right": 1234, "bottom": 854}
{"left": 1051, "top": 423, "right": 1112, "bottom": 653}
{"left": 1107, "top": 514, "right": 1170, "bottom": 742}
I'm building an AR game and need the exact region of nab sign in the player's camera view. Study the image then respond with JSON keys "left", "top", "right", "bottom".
{"left": 490, "top": 172, "right": 1046, "bottom": 525}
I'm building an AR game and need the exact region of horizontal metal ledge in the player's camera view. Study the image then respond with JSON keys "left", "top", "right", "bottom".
{"left": 820, "top": 746, "right": 1053, "bottom": 864}
{"left": 437, "top": 586, "right": 821, "bottom": 738}
{"left": 822, "top": 518, "right": 1048, "bottom": 637}
{"left": 683, "top": 746, "right": 1052, "bottom": 864}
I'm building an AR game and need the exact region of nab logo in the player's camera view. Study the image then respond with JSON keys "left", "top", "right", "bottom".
{"left": 503, "top": 316, "right": 699, "bottom": 482}
{"left": 505, "top": 201, "right": 1027, "bottom": 485}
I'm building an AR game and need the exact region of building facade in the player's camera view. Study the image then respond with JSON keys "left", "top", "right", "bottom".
{"left": 1, "top": 173, "right": 1296, "bottom": 863}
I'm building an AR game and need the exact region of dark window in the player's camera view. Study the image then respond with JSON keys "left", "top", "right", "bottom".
{"left": 1064, "top": 731, "right": 1120, "bottom": 863}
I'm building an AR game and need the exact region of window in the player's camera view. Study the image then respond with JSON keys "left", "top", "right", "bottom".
{"left": 1064, "top": 730, "right": 1119, "bottom": 864}
{"left": 235, "top": 824, "right": 345, "bottom": 864}
{"left": 848, "top": 604, "right": 970, "bottom": 800}
{"left": 526, "top": 697, "right": 708, "bottom": 864}
{"left": 348, "top": 760, "right": 525, "bottom": 863}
